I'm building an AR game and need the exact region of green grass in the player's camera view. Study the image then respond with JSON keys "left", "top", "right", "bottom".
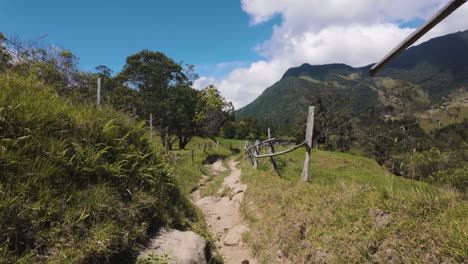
{"left": 169, "top": 137, "right": 232, "bottom": 195}
{"left": 200, "top": 168, "right": 230, "bottom": 198}
{"left": 0, "top": 72, "right": 200, "bottom": 263}
{"left": 419, "top": 107, "right": 468, "bottom": 133}
{"left": 240, "top": 147, "right": 467, "bottom": 263}
{"left": 299, "top": 75, "right": 323, "bottom": 84}
{"left": 172, "top": 138, "right": 243, "bottom": 198}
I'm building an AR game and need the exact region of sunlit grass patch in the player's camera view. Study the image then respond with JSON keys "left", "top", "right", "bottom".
{"left": 239, "top": 147, "right": 467, "bottom": 263}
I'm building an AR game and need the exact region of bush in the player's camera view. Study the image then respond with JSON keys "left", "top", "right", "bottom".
{"left": 407, "top": 147, "right": 467, "bottom": 194}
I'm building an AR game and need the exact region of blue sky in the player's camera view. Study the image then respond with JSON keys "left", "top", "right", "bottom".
{"left": 2, "top": 0, "right": 466, "bottom": 108}
{"left": 0, "top": 0, "right": 278, "bottom": 78}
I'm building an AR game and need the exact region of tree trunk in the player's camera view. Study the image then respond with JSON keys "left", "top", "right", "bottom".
{"left": 178, "top": 136, "right": 192, "bottom": 150}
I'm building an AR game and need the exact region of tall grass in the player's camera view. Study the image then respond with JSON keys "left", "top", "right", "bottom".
{"left": 240, "top": 148, "right": 467, "bottom": 263}
{"left": 0, "top": 72, "right": 199, "bottom": 263}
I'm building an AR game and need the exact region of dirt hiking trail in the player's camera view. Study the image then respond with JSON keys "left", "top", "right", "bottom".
{"left": 192, "top": 159, "right": 257, "bottom": 264}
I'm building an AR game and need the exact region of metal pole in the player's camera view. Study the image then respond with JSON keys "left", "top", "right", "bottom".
{"left": 369, "top": 0, "right": 467, "bottom": 76}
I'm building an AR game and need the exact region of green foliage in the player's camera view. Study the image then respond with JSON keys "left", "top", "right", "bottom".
{"left": 363, "top": 119, "right": 467, "bottom": 193}
{"left": 409, "top": 147, "right": 467, "bottom": 193}
{"left": 118, "top": 49, "right": 187, "bottom": 91}
{"left": 116, "top": 50, "right": 232, "bottom": 149}
{"left": 219, "top": 121, "right": 236, "bottom": 139}
{"left": 0, "top": 32, "right": 11, "bottom": 72}
{"left": 0, "top": 72, "right": 198, "bottom": 263}
{"left": 196, "top": 85, "right": 234, "bottom": 139}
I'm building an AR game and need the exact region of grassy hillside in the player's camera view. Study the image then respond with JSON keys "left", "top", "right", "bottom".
{"left": 240, "top": 148, "right": 467, "bottom": 263}
{"left": 0, "top": 72, "right": 200, "bottom": 263}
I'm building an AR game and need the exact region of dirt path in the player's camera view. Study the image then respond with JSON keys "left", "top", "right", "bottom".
{"left": 192, "top": 159, "right": 257, "bottom": 264}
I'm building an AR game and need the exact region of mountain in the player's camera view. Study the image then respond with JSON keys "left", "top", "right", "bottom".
{"left": 236, "top": 30, "right": 468, "bottom": 129}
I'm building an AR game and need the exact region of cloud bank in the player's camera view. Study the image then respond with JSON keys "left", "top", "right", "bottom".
{"left": 195, "top": 0, "right": 468, "bottom": 109}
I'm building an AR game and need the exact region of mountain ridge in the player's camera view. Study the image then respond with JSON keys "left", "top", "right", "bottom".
{"left": 236, "top": 29, "right": 468, "bottom": 130}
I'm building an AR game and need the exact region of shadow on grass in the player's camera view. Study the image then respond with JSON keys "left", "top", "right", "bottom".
{"left": 202, "top": 154, "right": 229, "bottom": 165}
{"left": 230, "top": 148, "right": 241, "bottom": 155}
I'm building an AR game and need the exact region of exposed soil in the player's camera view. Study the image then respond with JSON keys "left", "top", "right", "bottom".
{"left": 192, "top": 159, "right": 257, "bottom": 264}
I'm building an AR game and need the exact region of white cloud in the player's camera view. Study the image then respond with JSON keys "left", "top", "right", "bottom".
{"left": 201, "top": 0, "right": 468, "bottom": 109}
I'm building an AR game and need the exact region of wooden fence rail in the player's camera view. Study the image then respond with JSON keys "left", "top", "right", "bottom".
{"left": 244, "top": 106, "right": 315, "bottom": 182}
{"left": 253, "top": 142, "right": 307, "bottom": 158}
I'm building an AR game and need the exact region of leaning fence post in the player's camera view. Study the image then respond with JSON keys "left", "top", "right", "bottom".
{"left": 268, "top": 128, "right": 279, "bottom": 173}
{"left": 301, "top": 106, "right": 315, "bottom": 182}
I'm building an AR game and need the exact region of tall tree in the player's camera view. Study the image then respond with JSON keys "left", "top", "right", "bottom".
{"left": 166, "top": 84, "right": 199, "bottom": 149}
{"left": 196, "top": 85, "right": 234, "bottom": 139}
{"left": 117, "top": 50, "right": 188, "bottom": 127}
{"left": 118, "top": 50, "right": 187, "bottom": 92}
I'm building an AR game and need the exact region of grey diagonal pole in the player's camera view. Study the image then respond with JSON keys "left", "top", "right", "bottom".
{"left": 301, "top": 106, "right": 315, "bottom": 182}
{"left": 369, "top": 0, "right": 467, "bottom": 76}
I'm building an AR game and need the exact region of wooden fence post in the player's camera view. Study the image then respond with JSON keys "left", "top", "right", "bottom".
{"left": 253, "top": 148, "right": 258, "bottom": 169}
{"left": 97, "top": 77, "right": 101, "bottom": 107}
{"left": 254, "top": 140, "right": 260, "bottom": 169}
{"left": 268, "top": 128, "right": 278, "bottom": 173}
{"left": 191, "top": 149, "right": 194, "bottom": 163}
{"left": 244, "top": 141, "right": 247, "bottom": 160}
{"left": 217, "top": 140, "right": 219, "bottom": 150}
{"left": 301, "top": 106, "right": 315, "bottom": 182}
{"left": 246, "top": 141, "right": 255, "bottom": 166}
{"left": 203, "top": 143, "right": 206, "bottom": 153}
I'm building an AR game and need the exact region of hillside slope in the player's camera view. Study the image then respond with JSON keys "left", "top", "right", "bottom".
{"left": 0, "top": 73, "right": 199, "bottom": 263}
{"left": 240, "top": 149, "right": 468, "bottom": 263}
{"left": 236, "top": 30, "right": 468, "bottom": 128}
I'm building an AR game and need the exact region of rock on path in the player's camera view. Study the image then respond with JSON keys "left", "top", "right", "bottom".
{"left": 139, "top": 229, "right": 207, "bottom": 264}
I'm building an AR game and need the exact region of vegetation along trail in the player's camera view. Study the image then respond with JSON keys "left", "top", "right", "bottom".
{"left": 193, "top": 159, "right": 257, "bottom": 264}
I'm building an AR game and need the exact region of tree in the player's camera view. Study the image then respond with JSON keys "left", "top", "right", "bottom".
{"left": 117, "top": 50, "right": 189, "bottom": 130}
{"left": 165, "top": 84, "right": 199, "bottom": 149}
{"left": 196, "top": 85, "right": 234, "bottom": 139}
{"left": 118, "top": 50, "right": 187, "bottom": 92}
{"left": 95, "top": 65, "right": 113, "bottom": 78}
{"left": 0, "top": 32, "right": 11, "bottom": 72}
{"left": 220, "top": 121, "right": 236, "bottom": 139}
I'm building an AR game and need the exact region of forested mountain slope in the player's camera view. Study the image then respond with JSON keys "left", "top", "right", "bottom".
{"left": 236, "top": 30, "right": 468, "bottom": 128}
